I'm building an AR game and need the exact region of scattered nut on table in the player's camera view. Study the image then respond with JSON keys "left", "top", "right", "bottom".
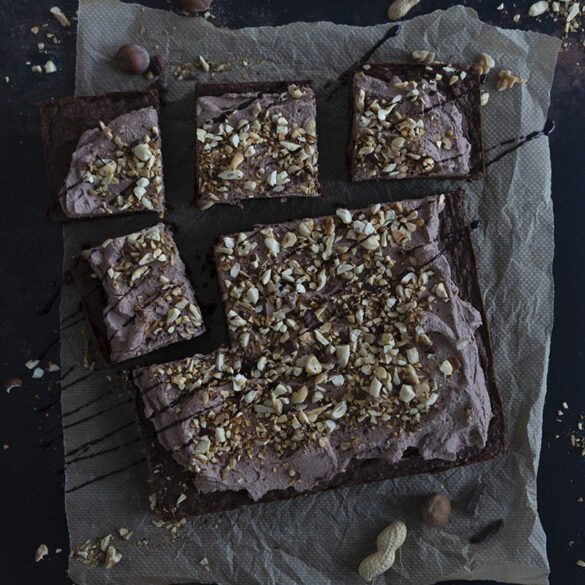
{"left": 116, "top": 44, "right": 150, "bottom": 75}
{"left": 496, "top": 69, "right": 528, "bottom": 91}
{"left": 358, "top": 520, "right": 407, "bottom": 582}
{"left": 421, "top": 493, "right": 452, "bottom": 526}
{"left": 387, "top": 0, "right": 421, "bottom": 21}
{"left": 528, "top": 1, "right": 549, "bottom": 17}
{"left": 35, "top": 544, "right": 48, "bottom": 562}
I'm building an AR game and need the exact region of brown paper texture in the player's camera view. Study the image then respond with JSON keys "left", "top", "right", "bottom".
{"left": 60, "top": 1, "right": 560, "bottom": 583}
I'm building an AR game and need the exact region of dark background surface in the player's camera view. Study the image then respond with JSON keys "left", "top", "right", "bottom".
{"left": 1, "top": 0, "right": 584, "bottom": 584}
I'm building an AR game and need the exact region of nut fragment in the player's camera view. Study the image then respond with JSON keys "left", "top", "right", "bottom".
{"left": 478, "top": 53, "right": 495, "bottom": 75}
{"left": 35, "top": 544, "right": 49, "bottom": 562}
{"left": 49, "top": 6, "right": 70, "bottom": 26}
{"left": 4, "top": 377, "right": 23, "bottom": 393}
{"left": 480, "top": 91, "right": 489, "bottom": 106}
{"left": 105, "top": 545, "right": 123, "bottom": 569}
{"left": 421, "top": 493, "right": 451, "bottom": 526}
{"left": 528, "top": 1, "right": 548, "bottom": 17}
{"left": 387, "top": 0, "right": 421, "bottom": 21}
{"left": 44, "top": 60, "right": 57, "bottom": 73}
{"left": 412, "top": 49, "right": 435, "bottom": 63}
{"left": 116, "top": 44, "right": 150, "bottom": 75}
{"left": 496, "top": 69, "right": 528, "bottom": 91}
{"left": 305, "top": 355, "right": 323, "bottom": 376}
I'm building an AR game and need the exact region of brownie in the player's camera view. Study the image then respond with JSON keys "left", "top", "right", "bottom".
{"left": 128, "top": 190, "right": 505, "bottom": 520}
{"left": 40, "top": 89, "right": 165, "bottom": 221}
{"left": 69, "top": 223, "right": 205, "bottom": 365}
{"left": 348, "top": 63, "right": 485, "bottom": 181}
{"left": 194, "top": 80, "right": 320, "bottom": 209}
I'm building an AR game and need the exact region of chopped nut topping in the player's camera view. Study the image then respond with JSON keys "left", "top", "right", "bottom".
{"left": 196, "top": 85, "right": 319, "bottom": 208}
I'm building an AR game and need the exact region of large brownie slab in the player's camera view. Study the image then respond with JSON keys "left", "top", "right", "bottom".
{"left": 348, "top": 63, "right": 485, "bottom": 181}
{"left": 194, "top": 80, "right": 320, "bottom": 209}
{"left": 128, "top": 190, "right": 505, "bottom": 520}
{"left": 40, "top": 89, "right": 164, "bottom": 221}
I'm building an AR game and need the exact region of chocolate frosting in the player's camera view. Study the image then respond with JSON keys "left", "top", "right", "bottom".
{"left": 134, "top": 195, "right": 492, "bottom": 500}
{"left": 59, "top": 107, "right": 165, "bottom": 218}
{"left": 351, "top": 66, "right": 474, "bottom": 180}
{"left": 82, "top": 223, "right": 204, "bottom": 363}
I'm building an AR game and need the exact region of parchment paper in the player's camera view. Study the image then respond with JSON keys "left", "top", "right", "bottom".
{"left": 60, "top": 1, "right": 560, "bottom": 583}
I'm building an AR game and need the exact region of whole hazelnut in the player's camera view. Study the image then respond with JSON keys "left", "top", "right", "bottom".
{"left": 148, "top": 54, "right": 166, "bottom": 77}
{"left": 116, "top": 44, "right": 150, "bottom": 75}
{"left": 180, "top": 0, "right": 213, "bottom": 13}
{"left": 421, "top": 493, "right": 451, "bottom": 527}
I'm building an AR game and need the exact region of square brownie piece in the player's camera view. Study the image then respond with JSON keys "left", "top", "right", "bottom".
{"left": 70, "top": 223, "right": 205, "bottom": 364}
{"left": 128, "top": 191, "right": 505, "bottom": 519}
{"left": 348, "top": 63, "right": 485, "bottom": 181}
{"left": 40, "top": 90, "right": 165, "bottom": 221}
{"left": 195, "top": 81, "right": 320, "bottom": 209}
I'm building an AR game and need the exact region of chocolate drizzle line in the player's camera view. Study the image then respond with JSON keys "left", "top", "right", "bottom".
{"left": 62, "top": 388, "right": 114, "bottom": 419}
{"left": 486, "top": 119, "right": 555, "bottom": 167}
{"left": 37, "top": 336, "right": 60, "bottom": 361}
{"left": 62, "top": 397, "right": 132, "bottom": 430}
{"left": 469, "top": 519, "right": 504, "bottom": 544}
{"left": 59, "top": 364, "right": 77, "bottom": 382}
{"left": 61, "top": 371, "right": 96, "bottom": 391}
{"left": 64, "top": 419, "right": 137, "bottom": 458}
{"left": 323, "top": 25, "right": 401, "bottom": 100}
{"left": 65, "top": 458, "right": 146, "bottom": 494}
{"left": 37, "top": 283, "right": 62, "bottom": 316}
{"left": 65, "top": 436, "right": 141, "bottom": 465}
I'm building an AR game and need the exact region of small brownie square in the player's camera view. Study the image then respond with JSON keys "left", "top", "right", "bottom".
{"left": 348, "top": 62, "right": 485, "bottom": 181}
{"left": 69, "top": 223, "right": 205, "bottom": 364}
{"left": 195, "top": 81, "right": 320, "bottom": 209}
{"left": 128, "top": 190, "right": 505, "bottom": 520}
{"left": 40, "top": 90, "right": 165, "bottom": 221}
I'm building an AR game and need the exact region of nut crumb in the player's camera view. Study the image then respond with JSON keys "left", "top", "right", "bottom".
{"left": 25, "top": 359, "right": 40, "bottom": 369}
{"left": 44, "top": 60, "right": 57, "bottom": 73}
{"left": 32, "top": 367, "right": 45, "bottom": 379}
{"left": 496, "top": 69, "right": 528, "bottom": 91}
{"left": 105, "top": 545, "right": 122, "bottom": 569}
{"left": 49, "top": 6, "right": 70, "bottom": 27}
{"left": 35, "top": 544, "right": 48, "bottom": 562}
{"left": 387, "top": 0, "right": 421, "bottom": 21}
{"left": 5, "top": 377, "right": 23, "bottom": 393}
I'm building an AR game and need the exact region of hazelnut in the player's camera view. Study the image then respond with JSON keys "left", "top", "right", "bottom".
{"left": 421, "top": 493, "right": 451, "bottom": 527}
{"left": 116, "top": 44, "right": 150, "bottom": 75}
{"left": 148, "top": 54, "right": 166, "bottom": 77}
{"left": 180, "top": 0, "right": 213, "bottom": 13}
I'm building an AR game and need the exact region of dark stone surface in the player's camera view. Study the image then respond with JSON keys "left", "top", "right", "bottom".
{"left": 0, "top": 1, "right": 583, "bottom": 584}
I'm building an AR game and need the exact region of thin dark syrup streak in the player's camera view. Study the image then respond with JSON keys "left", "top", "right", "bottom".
{"left": 486, "top": 119, "right": 555, "bottom": 166}
{"left": 37, "top": 283, "right": 62, "bottom": 316}
{"left": 61, "top": 371, "right": 96, "bottom": 391}
{"left": 323, "top": 25, "right": 401, "bottom": 100}
{"left": 65, "top": 458, "right": 146, "bottom": 494}
{"left": 65, "top": 437, "right": 141, "bottom": 465}
{"left": 62, "top": 398, "right": 132, "bottom": 431}
{"left": 62, "top": 388, "right": 114, "bottom": 419}
{"left": 64, "top": 419, "right": 138, "bottom": 458}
